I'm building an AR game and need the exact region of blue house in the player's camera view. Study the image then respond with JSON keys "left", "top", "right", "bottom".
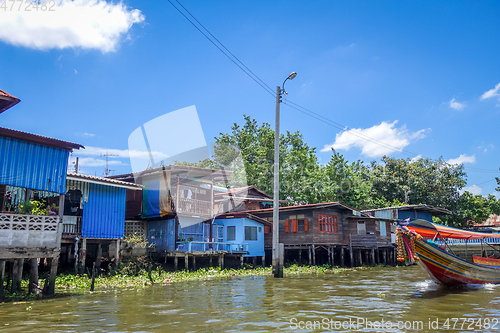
{"left": 63, "top": 173, "right": 143, "bottom": 272}
{"left": 213, "top": 212, "right": 271, "bottom": 259}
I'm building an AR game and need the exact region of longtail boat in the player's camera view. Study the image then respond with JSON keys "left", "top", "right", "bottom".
{"left": 397, "top": 220, "right": 500, "bottom": 287}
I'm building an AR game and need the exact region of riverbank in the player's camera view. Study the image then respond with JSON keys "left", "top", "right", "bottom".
{"left": 1, "top": 264, "right": 369, "bottom": 303}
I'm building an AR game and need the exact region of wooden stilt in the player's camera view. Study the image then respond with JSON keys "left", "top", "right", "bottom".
{"left": 382, "top": 248, "right": 387, "bottom": 265}
{"left": 358, "top": 249, "right": 362, "bottom": 266}
{"left": 0, "top": 260, "right": 5, "bottom": 301}
{"left": 192, "top": 256, "right": 196, "bottom": 271}
{"left": 90, "top": 262, "right": 96, "bottom": 292}
{"left": 11, "top": 259, "right": 18, "bottom": 294}
{"left": 349, "top": 234, "right": 354, "bottom": 267}
{"left": 209, "top": 256, "right": 213, "bottom": 268}
{"left": 308, "top": 246, "right": 312, "bottom": 265}
{"left": 174, "top": 256, "right": 178, "bottom": 271}
{"left": 47, "top": 256, "right": 59, "bottom": 296}
{"left": 79, "top": 238, "right": 87, "bottom": 274}
{"left": 331, "top": 247, "right": 335, "bottom": 266}
{"left": 327, "top": 246, "right": 331, "bottom": 265}
{"left": 312, "top": 245, "right": 316, "bottom": 266}
{"left": 184, "top": 254, "right": 189, "bottom": 270}
{"left": 375, "top": 249, "right": 379, "bottom": 264}
{"left": 252, "top": 256, "right": 257, "bottom": 267}
{"left": 340, "top": 247, "right": 345, "bottom": 267}
{"left": 262, "top": 256, "right": 266, "bottom": 268}
{"left": 298, "top": 249, "right": 302, "bottom": 265}
{"left": 29, "top": 258, "right": 39, "bottom": 294}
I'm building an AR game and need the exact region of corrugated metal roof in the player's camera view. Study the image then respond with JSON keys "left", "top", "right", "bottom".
{"left": 0, "top": 136, "right": 69, "bottom": 194}
{"left": 81, "top": 182, "right": 127, "bottom": 239}
{"left": 236, "top": 201, "right": 370, "bottom": 216}
{"left": 362, "top": 204, "right": 451, "bottom": 215}
{"left": 67, "top": 173, "right": 143, "bottom": 190}
{"left": 0, "top": 89, "right": 20, "bottom": 114}
{"left": 0, "top": 127, "right": 83, "bottom": 151}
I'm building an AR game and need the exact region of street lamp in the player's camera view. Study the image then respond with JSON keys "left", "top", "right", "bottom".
{"left": 272, "top": 71, "right": 297, "bottom": 278}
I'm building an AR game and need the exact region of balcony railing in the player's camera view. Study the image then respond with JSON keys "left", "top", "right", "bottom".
{"left": 172, "top": 196, "right": 212, "bottom": 216}
{"left": 62, "top": 215, "right": 82, "bottom": 237}
{"left": 177, "top": 241, "right": 248, "bottom": 253}
{"left": 0, "top": 213, "right": 60, "bottom": 248}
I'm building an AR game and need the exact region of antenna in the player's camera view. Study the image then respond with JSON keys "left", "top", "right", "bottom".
{"left": 100, "top": 151, "right": 118, "bottom": 177}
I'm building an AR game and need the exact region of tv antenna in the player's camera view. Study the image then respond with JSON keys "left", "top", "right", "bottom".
{"left": 100, "top": 151, "right": 118, "bottom": 177}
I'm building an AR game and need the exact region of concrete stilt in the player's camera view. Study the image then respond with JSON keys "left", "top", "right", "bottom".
{"left": 308, "top": 246, "right": 312, "bottom": 265}
{"left": 174, "top": 256, "right": 178, "bottom": 271}
{"left": 240, "top": 256, "right": 244, "bottom": 268}
{"left": 192, "top": 256, "right": 196, "bottom": 271}
{"left": 184, "top": 254, "right": 189, "bottom": 270}
{"left": 262, "top": 256, "right": 266, "bottom": 268}
{"left": 298, "top": 250, "right": 302, "bottom": 265}
{"left": 95, "top": 243, "right": 102, "bottom": 273}
{"left": 218, "top": 254, "right": 224, "bottom": 269}
{"left": 312, "top": 245, "right": 316, "bottom": 266}
{"left": 340, "top": 247, "right": 345, "bottom": 267}
{"left": 78, "top": 238, "right": 87, "bottom": 274}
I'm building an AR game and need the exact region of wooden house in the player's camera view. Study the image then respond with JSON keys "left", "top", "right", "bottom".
{"left": 110, "top": 165, "right": 252, "bottom": 270}
{"left": 0, "top": 124, "right": 83, "bottom": 297}
{"left": 233, "top": 202, "right": 397, "bottom": 267}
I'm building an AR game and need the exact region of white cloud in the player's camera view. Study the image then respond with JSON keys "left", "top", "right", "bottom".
{"left": 448, "top": 98, "right": 466, "bottom": 110}
{"left": 460, "top": 185, "right": 482, "bottom": 196}
{"left": 74, "top": 69, "right": 78, "bottom": 74}
{"left": 321, "top": 121, "right": 429, "bottom": 158}
{"left": 447, "top": 154, "right": 476, "bottom": 165}
{"left": 71, "top": 157, "right": 125, "bottom": 167}
{"left": 77, "top": 145, "right": 168, "bottom": 160}
{"left": 0, "top": 0, "right": 145, "bottom": 53}
{"left": 480, "top": 82, "right": 500, "bottom": 101}
{"left": 411, "top": 155, "right": 422, "bottom": 163}
{"left": 82, "top": 132, "right": 95, "bottom": 137}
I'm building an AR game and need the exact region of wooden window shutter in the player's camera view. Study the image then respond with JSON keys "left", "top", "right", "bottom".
{"left": 292, "top": 219, "right": 298, "bottom": 232}
{"left": 304, "top": 218, "right": 308, "bottom": 232}
{"left": 264, "top": 226, "right": 269, "bottom": 234}
{"left": 285, "top": 220, "right": 290, "bottom": 233}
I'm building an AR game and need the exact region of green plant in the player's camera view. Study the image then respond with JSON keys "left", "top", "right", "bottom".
{"left": 18, "top": 200, "right": 57, "bottom": 215}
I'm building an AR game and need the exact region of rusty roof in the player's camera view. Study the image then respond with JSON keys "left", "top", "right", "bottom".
{"left": 0, "top": 127, "right": 84, "bottom": 151}
{"left": 235, "top": 201, "right": 369, "bottom": 216}
{"left": 0, "top": 89, "right": 20, "bottom": 114}
{"left": 362, "top": 204, "right": 451, "bottom": 215}
{"left": 474, "top": 214, "right": 500, "bottom": 227}
{"left": 67, "top": 173, "right": 143, "bottom": 190}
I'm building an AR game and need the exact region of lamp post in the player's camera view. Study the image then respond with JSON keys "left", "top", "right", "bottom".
{"left": 272, "top": 71, "right": 297, "bottom": 278}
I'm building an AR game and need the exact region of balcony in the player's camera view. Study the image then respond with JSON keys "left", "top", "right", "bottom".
{"left": 178, "top": 241, "right": 249, "bottom": 254}
{"left": 0, "top": 213, "right": 60, "bottom": 249}
{"left": 172, "top": 196, "right": 212, "bottom": 217}
{"left": 62, "top": 215, "right": 82, "bottom": 238}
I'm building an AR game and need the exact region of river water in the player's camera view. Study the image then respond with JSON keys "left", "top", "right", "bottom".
{"left": 1, "top": 266, "right": 499, "bottom": 332}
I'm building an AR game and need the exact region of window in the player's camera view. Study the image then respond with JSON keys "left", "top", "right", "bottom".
{"left": 285, "top": 214, "right": 308, "bottom": 233}
{"left": 357, "top": 221, "right": 366, "bottom": 235}
{"left": 318, "top": 215, "right": 338, "bottom": 233}
{"left": 245, "top": 226, "right": 257, "bottom": 241}
{"left": 227, "top": 226, "right": 235, "bottom": 241}
{"left": 264, "top": 225, "right": 272, "bottom": 234}
{"left": 379, "top": 221, "right": 387, "bottom": 236}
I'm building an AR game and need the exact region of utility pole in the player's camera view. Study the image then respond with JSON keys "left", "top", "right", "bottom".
{"left": 74, "top": 157, "right": 79, "bottom": 174}
{"left": 100, "top": 151, "right": 118, "bottom": 177}
{"left": 272, "top": 72, "right": 297, "bottom": 278}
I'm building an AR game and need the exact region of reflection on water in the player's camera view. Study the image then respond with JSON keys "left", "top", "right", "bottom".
{"left": 1, "top": 266, "right": 499, "bottom": 332}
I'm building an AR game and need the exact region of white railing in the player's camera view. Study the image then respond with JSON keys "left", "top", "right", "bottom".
{"left": 0, "top": 213, "right": 60, "bottom": 248}
{"left": 180, "top": 241, "right": 248, "bottom": 253}
{"left": 172, "top": 196, "right": 212, "bottom": 216}
{"left": 62, "top": 215, "right": 82, "bottom": 235}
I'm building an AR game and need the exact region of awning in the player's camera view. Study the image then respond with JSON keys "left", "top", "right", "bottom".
{"left": 407, "top": 219, "right": 500, "bottom": 240}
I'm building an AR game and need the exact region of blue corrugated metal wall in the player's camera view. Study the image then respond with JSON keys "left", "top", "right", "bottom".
{"left": 147, "top": 219, "right": 176, "bottom": 251}
{"left": 0, "top": 136, "right": 69, "bottom": 194}
{"left": 81, "top": 183, "right": 127, "bottom": 239}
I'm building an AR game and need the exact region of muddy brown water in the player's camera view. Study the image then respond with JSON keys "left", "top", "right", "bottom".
{"left": 1, "top": 266, "right": 499, "bottom": 332}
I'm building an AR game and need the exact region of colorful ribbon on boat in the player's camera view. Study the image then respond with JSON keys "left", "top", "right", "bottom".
{"left": 396, "top": 226, "right": 421, "bottom": 265}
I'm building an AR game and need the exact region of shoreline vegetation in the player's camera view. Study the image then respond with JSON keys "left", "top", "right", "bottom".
{"left": 0, "top": 264, "right": 373, "bottom": 303}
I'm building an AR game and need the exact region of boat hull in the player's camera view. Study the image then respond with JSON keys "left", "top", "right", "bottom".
{"left": 415, "top": 238, "right": 500, "bottom": 287}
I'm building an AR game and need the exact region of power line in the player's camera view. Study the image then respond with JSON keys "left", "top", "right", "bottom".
{"left": 169, "top": 0, "right": 500, "bottom": 175}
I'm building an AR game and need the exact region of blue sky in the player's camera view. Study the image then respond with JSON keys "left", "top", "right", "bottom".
{"left": 1, "top": 0, "right": 500, "bottom": 196}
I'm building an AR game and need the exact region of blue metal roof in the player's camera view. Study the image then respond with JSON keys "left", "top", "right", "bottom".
{"left": 0, "top": 136, "right": 69, "bottom": 194}
{"left": 81, "top": 182, "right": 127, "bottom": 239}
